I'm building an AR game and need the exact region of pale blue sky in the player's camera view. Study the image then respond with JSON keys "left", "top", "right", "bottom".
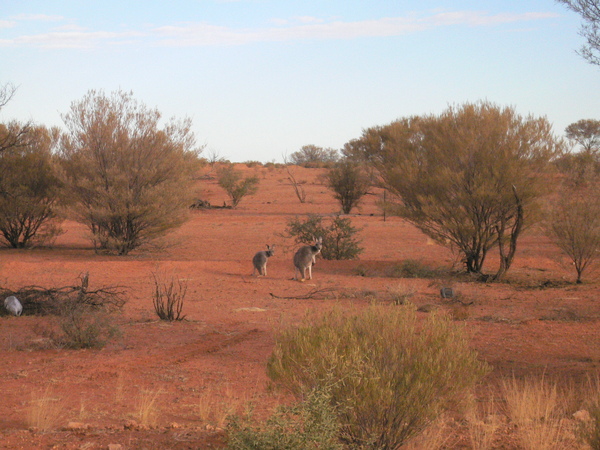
{"left": 1, "top": 0, "right": 599, "bottom": 162}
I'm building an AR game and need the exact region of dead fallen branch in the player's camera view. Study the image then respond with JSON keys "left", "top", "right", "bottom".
{"left": 269, "top": 287, "right": 337, "bottom": 300}
{"left": 0, "top": 272, "right": 126, "bottom": 316}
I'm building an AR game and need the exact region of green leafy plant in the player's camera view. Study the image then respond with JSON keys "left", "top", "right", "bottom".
{"left": 284, "top": 214, "right": 363, "bottom": 260}
{"left": 227, "top": 385, "right": 343, "bottom": 450}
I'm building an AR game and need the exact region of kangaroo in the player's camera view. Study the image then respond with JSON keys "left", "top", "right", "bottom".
{"left": 293, "top": 237, "right": 323, "bottom": 281}
{"left": 252, "top": 245, "right": 275, "bottom": 276}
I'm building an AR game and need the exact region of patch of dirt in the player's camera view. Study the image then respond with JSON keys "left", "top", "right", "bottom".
{"left": 0, "top": 164, "right": 599, "bottom": 448}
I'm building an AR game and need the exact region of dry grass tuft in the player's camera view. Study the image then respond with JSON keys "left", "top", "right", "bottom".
{"left": 27, "top": 385, "right": 64, "bottom": 431}
{"left": 467, "top": 396, "right": 502, "bottom": 450}
{"left": 135, "top": 388, "right": 162, "bottom": 427}
{"left": 198, "top": 383, "right": 247, "bottom": 427}
{"left": 502, "top": 376, "right": 565, "bottom": 450}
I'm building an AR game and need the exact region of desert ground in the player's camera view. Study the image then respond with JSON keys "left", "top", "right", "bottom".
{"left": 0, "top": 163, "right": 599, "bottom": 449}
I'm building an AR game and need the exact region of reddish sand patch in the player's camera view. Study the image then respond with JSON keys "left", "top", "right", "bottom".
{"left": 0, "top": 164, "right": 599, "bottom": 448}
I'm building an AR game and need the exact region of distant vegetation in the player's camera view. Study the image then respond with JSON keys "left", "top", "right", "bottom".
{"left": 288, "top": 144, "right": 339, "bottom": 168}
{"left": 1, "top": 82, "right": 600, "bottom": 284}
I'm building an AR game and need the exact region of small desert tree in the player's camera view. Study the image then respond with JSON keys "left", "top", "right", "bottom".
{"left": 566, "top": 119, "right": 600, "bottom": 154}
{"left": 0, "top": 124, "right": 63, "bottom": 248}
{"left": 547, "top": 186, "right": 600, "bottom": 283}
{"left": 59, "top": 90, "right": 201, "bottom": 255}
{"left": 345, "top": 102, "right": 561, "bottom": 280}
{"left": 325, "top": 160, "right": 371, "bottom": 214}
{"left": 216, "top": 165, "right": 259, "bottom": 207}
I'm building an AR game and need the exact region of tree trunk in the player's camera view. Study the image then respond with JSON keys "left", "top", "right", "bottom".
{"left": 494, "top": 186, "right": 524, "bottom": 281}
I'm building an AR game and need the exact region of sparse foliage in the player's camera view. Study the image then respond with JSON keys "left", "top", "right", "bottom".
{"left": 0, "top": 83, "right": 33, "bottom": 153}
{"left": 217, "top": 165, "right": 259, "bottom": 207}
{"left": 289, "top": 145, "right": 339, "bottom": 168}
{"left": 546, "top": 186, "right": 600, "bottom": 283}
{"left": 267, "top": 305, "right": 489, "bottom": 449}
{"left": 556, "top": 0, "right": 600, "bottom": 66}
{"left": 59, "top": 89, "right": 201, "bottom": 255}
{"left": 0, "top": 82, "right": 17, "bottom": 111}
{"left": 346, "top": 101, "right": 560, "bottom": 280}
{"left": 325, "top": 160, "right": 371, "bottom": 214}
{"left": 284, "top": 214, "right": 363, "bottom": 260}
{"left": 0, "top": 125, "right": 63, "bottom": 248}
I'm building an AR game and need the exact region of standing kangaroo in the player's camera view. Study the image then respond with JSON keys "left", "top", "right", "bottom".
{"left": 252, "top": 245, "right": 275, "bottom": 276}
{"left": 293, "top": 237, "right": 323, "bottom": 281}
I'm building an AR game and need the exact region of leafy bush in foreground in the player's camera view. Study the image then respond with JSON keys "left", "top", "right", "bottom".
{"left": 227, "top": 385, "right": 343, "bottom": 450}
{"left": 267, "top": 304, "right": 489, "bottom": 449}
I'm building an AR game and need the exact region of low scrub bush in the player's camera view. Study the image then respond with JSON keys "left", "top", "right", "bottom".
{"left": 387, "top": 259, "right": 440, "bottom": 278}
{"left": 55, "top": 300, "right": 121, "bottom": 349}
{"left": 227, "top": 385, "right": 343, "bottom": 450}
{"left": 283, "top": 214, "right": 363, "bottom": 260}
{"left": 267, "top": 304, "right": 489, "bottom": 448}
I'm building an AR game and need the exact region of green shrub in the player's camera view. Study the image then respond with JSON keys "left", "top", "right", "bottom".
{"left": 284, "top": 214, "right": 363, "bottom": 260}
{"left": 267, "top": 304, "right": 489, "bottom": 449}
{"left": 227, "top": 386, "right": 343, "bottom": 450}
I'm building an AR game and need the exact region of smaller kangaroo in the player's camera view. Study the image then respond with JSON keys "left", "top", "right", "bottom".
{"left": 293, "top": 237, "right": 323, "bottom": 281}
{"left": 4, "top": 296, "right": 23, "bottom": 316}
{"left": 252, "top": 245, "right": 275, "bottom": 276}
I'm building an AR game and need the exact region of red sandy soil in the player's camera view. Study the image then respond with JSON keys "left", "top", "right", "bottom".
{"left": 0, "top": 164, "right": 599, "bottom": 449}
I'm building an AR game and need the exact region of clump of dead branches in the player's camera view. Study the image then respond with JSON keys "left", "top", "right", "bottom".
{"left": 151, "top": 272, "right": 187, "bottom": 321}
{"left": 0, "top": 272, "right": 126, "bottom": 317}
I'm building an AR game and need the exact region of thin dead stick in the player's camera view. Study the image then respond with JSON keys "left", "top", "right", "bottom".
{"left": 269, "top": 287, "right": 336, "bottom": 300}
